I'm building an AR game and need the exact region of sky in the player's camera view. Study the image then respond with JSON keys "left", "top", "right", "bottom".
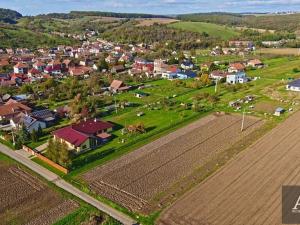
{"left": 1, "top": 0, "right": 300, "bottom": 15}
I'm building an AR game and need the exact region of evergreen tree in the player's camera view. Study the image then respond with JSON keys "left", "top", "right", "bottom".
{"left": 31, "top": 129, "right": 39, "bottom": 143}
{"left": 58, "top": 141, "right": 72, "bottom": 168}
{"left": 37, "top": 125, "right": 43, "bottom": 137}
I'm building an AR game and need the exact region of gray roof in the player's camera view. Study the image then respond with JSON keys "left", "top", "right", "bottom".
{"left": 288, "top": 79, "right": 300, "bottom": 87}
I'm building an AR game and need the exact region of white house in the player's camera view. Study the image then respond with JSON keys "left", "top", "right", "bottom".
{"left": 226, "top": 72, "right": 248, "bottom": 84}
{"left": 286, "top": 79, "right": 300, "bottom": 91}
{"left": 14, "top": 62, "right": 28, "bottom": 74}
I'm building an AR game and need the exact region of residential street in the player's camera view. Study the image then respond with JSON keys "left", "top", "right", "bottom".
{"left": 0, "top": 144, "right": 137, "bottom": 225}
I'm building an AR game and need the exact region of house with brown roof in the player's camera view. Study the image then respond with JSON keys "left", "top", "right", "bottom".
{"left": 53, "top": 119, "right": 113, "bottom": 153}
{"left": 0, "top": 102, "right": 32, "bottom": 121}
{"left": 228, "top": 62, "right": 246, "bottom": 73}
{"left": 111, "top": 65, "right": 125, "bottom": 74}
{"left": 109, "top": 80, "right": 130, "bottom": 93}
{"left": 69, "top": 66, "right": 92, "bottom": 77}
{"left": 247, "top": 59, "right": 264, "bottom": 68}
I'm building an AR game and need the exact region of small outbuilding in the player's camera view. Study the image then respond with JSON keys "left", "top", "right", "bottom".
{"left": 274, "top": 107, "right": 285, "bottom": 116}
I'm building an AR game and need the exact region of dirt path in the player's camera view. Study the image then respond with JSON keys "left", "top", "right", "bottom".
{"left": 157, "top": 110, "right": 300, "bottom": 225}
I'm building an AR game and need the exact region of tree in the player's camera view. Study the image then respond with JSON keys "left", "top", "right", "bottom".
{"left": 37, "top": 125, "right": 43, "bottom": 137}
{"left": 17, "top": 125, "right": 30, "bottom": 144}
{"left": 31, "top": 129, "right": 39, "bottom": 143}
{"left": 200, "top": 74, "right": 212, "bottom": 86}
{"left": 58, "top": 141, "right": 72, "bottom": 168}
{"left": 98, "top": 58, "right": 109, "bottom": 71}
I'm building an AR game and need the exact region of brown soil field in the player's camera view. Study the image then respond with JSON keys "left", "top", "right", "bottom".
{"left": 0, "top": 164, "right": 78, "bottom": 225}
{"left": 257, "top": 48, "right": 300, "bottom": 56}
{"left": 135, "top": 18, "right": 179, "bottom": 26}
{"left": 157, "top": 110, "right": 300, "bottom": 225}
{"left": 82, "top": 113, "right": 263, "bottom": 213}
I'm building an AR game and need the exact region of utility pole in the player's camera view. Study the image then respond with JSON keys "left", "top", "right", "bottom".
{"left": 241, "top": 108, "right": 246, "bottom": 132}
{"left": 215, "top": 79, "right": 218, "bottom": 93}
{"left": 11, "top": 130, "right": 15, "bottom": 146}
{"left": 114, "top": 95, "right": 118, "bottom": 114}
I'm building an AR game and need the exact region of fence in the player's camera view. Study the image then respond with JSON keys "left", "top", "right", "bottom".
{"left": 22, "top": 145, "right": 69, "bottom": 174}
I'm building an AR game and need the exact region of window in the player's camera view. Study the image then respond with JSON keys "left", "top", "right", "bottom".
{"left": 82, "top": 145, "right": 87, "bottom": 149}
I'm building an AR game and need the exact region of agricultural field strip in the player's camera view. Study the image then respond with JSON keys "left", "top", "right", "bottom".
{"left": 119, "top": 117, "right": 258, "bottom": 190}
{"left": 0, "top": 145, "right": 137, "bottom": 225}
{"left": 83, "top": 114, "right": 263, "bottom": 212}
{"left": 83, "top": 115, "right": 217, "bottom": 180}
{"left": 158, "top": 110, "right": 300, "bottom": 225}
{"left": 0, "top": 164, "right": 78, "bottom": 225}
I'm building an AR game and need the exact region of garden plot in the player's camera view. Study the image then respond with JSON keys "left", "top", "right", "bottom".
{"left": 0, "top": 164, "right": 78, "bottom": 225}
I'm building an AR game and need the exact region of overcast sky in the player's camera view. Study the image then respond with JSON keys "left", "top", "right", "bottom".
{"left": 1, "top": 0, "right": 300, "bottom": 15}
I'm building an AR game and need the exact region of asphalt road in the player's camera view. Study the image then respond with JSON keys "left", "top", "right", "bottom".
{"left": 0, "top": 144, "right": 137, "bottom": 225}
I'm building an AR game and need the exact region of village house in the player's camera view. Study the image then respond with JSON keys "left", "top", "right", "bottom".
{"left": 286, "top": 79, "right": 300, "bottom": 91}
{"left": 228, "top": 62, "right": 246, "bottom": 73}
{"left": 154, "top": 59, "right": 168, "bottom": 76}
{"left": 53, "top": 119, "right": 114, "bottom": 153}
{"left": 13, "top": 62, "right": 28, "bottom": 74}
{"left": 10, "top": 113, "right": 46, "bottom": 133}
{"left": 33, "top": 61, "right": 46, "bottom": 72}
{"left": 69, "top": 66, "right": 92, "bottom": 78}
{"left": 226, "top": 72, "right": 248, "bottom": 84}
{"left": 247, "top": 59, "right": 264, "bottom": 68}
{"left": 111, "top": 65, "right": 125, "bottom": 74}
{"left": 31, "top": 109, "right": 56, "bottom": 127}
{"left": 44, "top": 60, "right": 62, "bottom": 74}
{"left": 210, "top": 70, "right": 228, "bottom": 80}
{"left": 110, "top": 80, "right": 130, "bottom": 93}
{"left": 181, "top": 60, "right": 194, "bottom": 70}
{"left": 0, "top": 101, "right": 32, "bottom": 121}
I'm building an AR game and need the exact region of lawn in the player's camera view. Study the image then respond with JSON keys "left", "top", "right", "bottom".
{"left": 247, "top": 57, "right": 300, "bottom": 80}
{"left": 168, "top": 21, "right": 239, "bottom": 40}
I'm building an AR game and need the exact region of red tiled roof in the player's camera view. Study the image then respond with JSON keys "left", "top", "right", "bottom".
{"left": 72, "top": 119, "right": 113, "bottom": 135}
{"left": 53, "top": 126, "right": 89, "bottom": 147}
{"left": 28, "top": 68, "right": 40, "bottom": 75}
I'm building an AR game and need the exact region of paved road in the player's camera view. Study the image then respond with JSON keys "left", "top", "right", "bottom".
{"left": 0, "top": 144, "right": 137, "bottom": 225}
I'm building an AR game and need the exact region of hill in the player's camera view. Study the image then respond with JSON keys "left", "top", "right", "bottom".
{"left": 37, "top": 11, "right": 169, "bottom": 19}
{"left": 0, "top": 8, "right": 22, "bottom": 24}
{"left": 168, "top": 21, "right": 239, "bottom": 40}
{"left": 0, "top": 24, "right": 78, "bottom": 49}
{"left": 177, "top": 12, "right": 300, "bottom": 32}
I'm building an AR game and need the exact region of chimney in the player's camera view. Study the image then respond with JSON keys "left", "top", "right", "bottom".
{"left": 84, "top": 117, "right": 87, "bottom": 122}
{"left": 94, "top": 118, "right": 97, "bottom": 122}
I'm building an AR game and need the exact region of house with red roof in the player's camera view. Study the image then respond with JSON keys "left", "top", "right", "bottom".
{"left": 53, "top": 118, "right": 114, "bottom": 153}
{"left": 44, "top": 60, "right": 62, "bottom": 74}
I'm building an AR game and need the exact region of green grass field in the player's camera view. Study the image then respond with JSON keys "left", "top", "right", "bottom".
{"left": 168, "top": 21, "right": 239, "bottom": 40}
